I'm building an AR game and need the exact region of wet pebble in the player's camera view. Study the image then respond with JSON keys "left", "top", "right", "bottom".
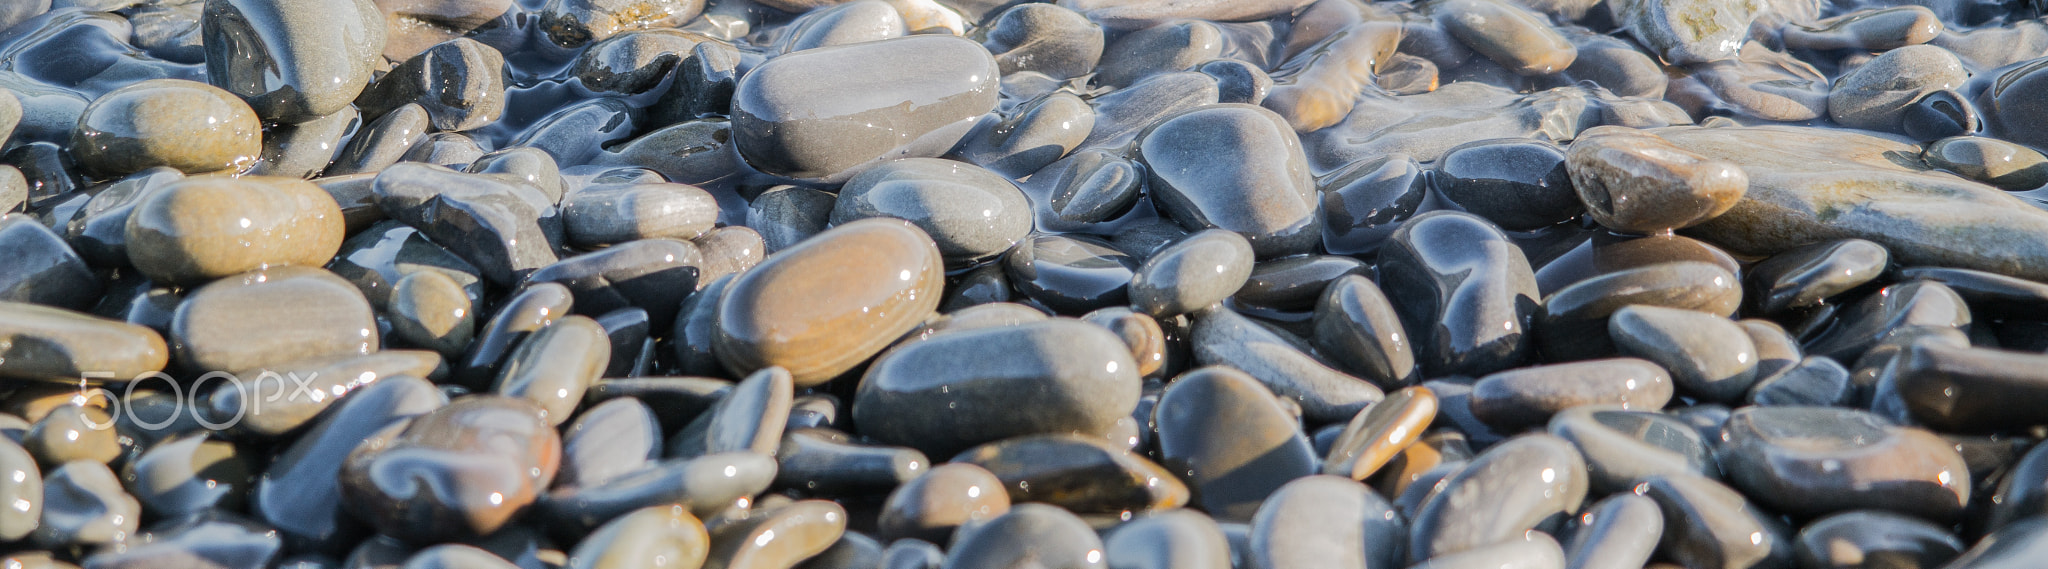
{"left": 1469, "top": 358, "right": 1673, "bottom": 432}
{"left": 124, "top": 175, "right": 345, "bottom": 286}
{"left": 1153, "top": 367, "right": 1317, "bottom": 522}
{"left": 828, "top": 158, "right": 1031, "bottom": 265}
{"left": 1609, "top": 306, "right": 1758, "bottom": 404}
{"left": 1719, "top": 406, "right": 1969, "bottom": 521}
{"left": 1136, "top": 104, "right": 1320, "bottom": 259}
{"left": 339, "top": 396, "right": 561, "bottom": 543}
{"left": 952, "top": 434, "right": 1184, "bottom": 515}
{"left": 71, "top": 79, "right": 260, "bottom": 177}
{"left": 716, "top": 218, "right": 942, "bottom": 386}
{"left": 1565, "top": 127, "right": 1747, "bottom": 235}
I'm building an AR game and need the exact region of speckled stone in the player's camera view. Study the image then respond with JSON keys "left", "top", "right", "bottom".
{"left": 71, "top": 79, "right": 260, "bottom": 177}
{"left": 714, "top": 218, "right": 943, "bottom": 386}
{"left": 124, "top": 176, "right": 345, "bottom": 286}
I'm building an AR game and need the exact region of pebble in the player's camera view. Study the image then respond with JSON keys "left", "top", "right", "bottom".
{"left": 201, "top": 0, "right": 385, "bottom": 123}
{"left": 828, "top": 158, "right": 1031, "bottom": 264}
{"left": 702, "top": 499, "right": 844, "bottom": 569}
{"left": 1079, "top": 307, "right": 1167, "bottom": 377}
{"left": 1247, "top": 475, "right": 1405, "bottom": 569}
{"left": 0, "top": 214, "right": 98, "bottom": 310}
{"left": 1792, "top": 510, "right": 1963, "bottom": 569}
{"left": 1745, "top": 356, "right": 1851, "bottom": 406}
{"left": 35, "top": 460, "right": 139, "bottom": 549}
{"left": 939, "top": 503, "right": 1105, "bottom": 569}
{"left": 23, "top": 405, "right": 120, "bottom": 467}
{"left": 1191, "top": 307, "right": 1385, "bottom": 424}
{"left": 1802, "top": 280, "right": 1969, "bottom": 364}
{"left": 1317, "top": 154, "right": 1428, "bottom": 255}
{"left": 573, "top": 29, "right": 708, "bottom": 94}
{"left": 1640, "top": 475, "right": 1795, "bottom": 569}
{"left": 1783, "top": 6, "right": 1942, "bottom": 51}
{"left": 563, "top": 505, "right": 708, "bottom": 569}
{"left": 670, "top": 366, "right": 792, "bottom": 458}
{"left": 0, "top": 438, "right": 38, "bottom": 541}
{"left": 1429, "top": 0, "right": 1575, "bottom": 76}
{"left": 71, "top": 79, "right": 260, "bottom": 176}
{"left": 1102, "top": 509, "right": 1229, "bottom": 569}
{"left": 1924, "top": 136, "right": 2048, "bottom": 191}
{"left": 491, "top": 315, "right": 609, "bottom": 425}
{"left": 525, "top": 238, "right": 702, "bottom": 327}
{"left": 388, "top": 271, "right": 476, "bottom": 358}
{"left": 876, "top": 463, "right": 1009, "bottom": 543}
{"left": 1003, "top": 233, "right": 1139, "bottom": 314}
{"left": 731, "top": 36, "right": 997, "bottom": 183}
{"left": 1136, "top": 104, "right": 1320, "bottom": 259}
{"left": 124, "top": 175, "right": 345, "bottom": 286}
{"left": 1432, "top": 138, "right": 1580, "bottom": 231}
{"left": 1609, "top": 306, "right": 1758, "bottom": 404}
{"left": 1236, "top": 255, "right": 1368, "bottom": 311}
{"left": 1469, "top": 358, "right": 1674, "bottom": 432}
{"left": 952, "top": 434, "right": 1184, "bottom": 514}
{"left": 854, "top": 319, "right": 1140, "bottom": 457}
{"left": 252, "top": 376, "right": 443, "bottom": 552}
{"left": 538, "top": 0, "right": 705, "bottom": 48}
{"left": 953, "top": 91, "right": 1094, "bottom": 179}
{"left": 1616, "top": 0, "right": 1756, "bottom": 64}
{"left": 355, "top": 38, "right": 506, "bottom": 132}
{"left": 716, "top": 218, "right": 941, "bottom": 386}
{"left": 1680, "top": 43, "right": 1831, "bottom": 122}
{"left": 1565, "top": 127, "right": 1747, "bottom": 235}
{"left": 539, "top": 452, "right": 775, "bottom": 536}
{"left": 1893, "top": 341, "right": 2048, "bottom": 432}
{"left": 1828, "top": 45, "right": 1969, "bottom": 132}
{"left": 1561, "top": 494, "right": 1662, "bottom": 569}
{"left": 370, "top": 163, "right": 560, "bottom": 287}
{"left": 1094, "top": 21, "right": 1222, "bottom": 89}
{"left": 338, "top": 396, "right": 561, "bottom": 543}
{"left": 1153, "top": 367, "right": 1318, "bottom": 522}
{"left": 1378, "top": 211, "right": 1538, "bottom": 378}
{"left": 1409, "top": 532, "right": 1565, "bottom": 569}
{"left": 1130, "top": 229, "right": 1254, "bottom": 317}
{"left": 1745, "top": 239, "right": 1889, "bottom": 316}
{"left": 1323, "top": 386, "right": 1436, "bottom": 481}
{"left": 981, "top": 4, "right": 1102, "bottom": 80}
{"left": 774, "top": 428, "right": 925, "bottom": 496}
{"left": 1535, "top": 261, "right": 1744, "bottom": 362}
{"left": 1408, "top": 434, "right": 1587, "bottom": 561}
{"left": 1720, "top": 406, "right": 1968, "bottom": 521}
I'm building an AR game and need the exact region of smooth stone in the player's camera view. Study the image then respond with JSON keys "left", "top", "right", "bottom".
{"left": 561, "top": 183, "right": 718, "bottom": 248}
{"left": 702, "top": 499, "right": 845, "bottom": 569}
{"left": 876, "top": 463, "right": 1008, "bottom": 543}
{"left": 1562, "top": 494, "right": 1662, "bottom": 569}
{"left": 1078, "top": 71, "right": 1220, "bottom": 150}
{"left": 124, "top": 175, "right": 345, "bottom": 286}
{"left": 370, "top": 163, "right": 560, "bottom": 286}
{"left": 645, "top": 41, "right": 741, "bottom": 126}
{"left": 1782, "top": 6, "right": 1942, "bottom": 51}
{"left": 1793, "top": 510, "right": 1962, "bottom": 569}
{"left": 388, "top": 271, "right": 475, "bottom": 358}
{"left": 373, "top": 0, "right": 513, "bottom": 60}
{"left": 716, "top": 218, "right": 942, "bottom": 386}
{"left": 1901, "top": 90, "right": 1979, "bottom": 142}
{"left": 525, "top": 238, "right": 701, "bottom": 327}
{"left": 1003, "top": 233, "right": 1139, "bottom": 314}
{"left": 598, "top": 308, "right": 652, "bottom": 379}
{"left": 693, "top": 227, "right": 766, "bottom": 289}
{"left": 1379, "top": 211, "right": 1538, "bottom": 377}
{"left": 583, "top": 376, "right": 731, "bottom": 434}
{"left": 1093, "top": 21, "right": 1222, "bottom": 89}
{"left": 313, "top": 174, "right": 387, "bottom": 235}
{"left": 1924, "top": 136, "right": 2048, "bottom": 192}
{"left": 1470, "top": 358, "right": 1674, "bottom": 432}
{"left": 1324, "top": 386, "right": 1436, "bottom": 481}
{"left": 0, "top": 214, "right": 98, "bottom": 310}
{"left": 1535, "top": 261, "right": 1743, "bottom": 362}
{"left": 398, "top": 544, "right": 520, "bottom": 569}
{"left": 855, "top": 319, "right": 1139, "bottom": 457}
{"left": 1558, "top": 29, "right": 1665, "bottom": 99}
{"left": 0, "top": 438, "right": 39, "bottom": 541}
{"left": 1828, "top": 45, "right": 1968, "bottom": 132}
{"left": 1891, "top": 341, "right": 2048, "bottom": 432}
{"left": 356, "top": 38, "right": 505, "bottom": 132}
{"left": 196, "top": 351, "right": 439, "bottom": 440}
{"left": 202, "top": 0, "right": 384, "bottom": 123}
{"left": 1260, "top": 1, "right": 1401, "bottom": 131}
{"left": 1679, "top": 43, "right": 1830, "bottom": 122}
{"left": 572, "top": 29, "right": 707, "bottom": 95}
{"left": 1039, "top": 150, "right": 1143, "bottom": 226}
{"left": 784, "top": 394, "right": 841, "bottom": 433}
{"left": 828, "top": 158, "right": 1031, "bottom": 264}
{"left": 1746, "top": 239, "right": 1888, "bottom": 316}
{"left": 1136, "top": 104, "right": 1320, "bottom": 259}
{"left": 1235, "top": 255, "right": 1370, "bottom": 311}
{"left": 1312, "top": 274, "right": 1418, "bottom": 388}
{"left": 1153, "top": 367, "right": 1317, "bottom": 522}
{"left": 1640, "top": 475, "right": 1795, "bottom": 569}
{"left": 80, "top": 513, "right": 282, "bottom": 569}
{"left": 338, "top": 396, "right": 561, "bottom": 543}
{"left": 1565, "top": 127, "right": 1747, "bottom": 234}
{"left": 1615, "top": 0, "right": 1755, "bottom": 64}
{"left": 1745, "top": 356, "right": 1851, "bottom": 406}
{"left": 563, "top": 506, "right": 709, "bottom": 569}
{"left": 323, "top": 103, "right": 429, "bottom": 176}
{"left": 748, "top": 185, "right": 835, "bottom": 255}
{"left": 71, "top": 79, "right": 260, "bottom": 177}
{"left": 1662, "top": 126, "right": 2048, "bottom": 283}
{"left": 506, "top": 98, "right": 640, "bottom": 168}
{"left": 1377, "top": 429, "right": 1472, "bottom": 507}
{"left": 1428, "top": 139, "right": 1579, "bottom": 232}
{"left": 1609, "top": 306, "right": 1757, "bottom": 404}
{"left": 539, "top": 452, "right": 776, "bottom": 537}
{"left": 981, "top": 4, "right": 1102, "bottom": 80}
{"left": 1317, "top": 154, "right": 1429, "bottom": 256}
{"left": 667, "top": 275, "right": 729, "bottom": 378}
{"left": 1898, "top": 266, "right": 2048, "bottom": 320}
{"left": 1080, "top": 307, "right": 1167, "bottom": 377}
{"left": 1408, "top": 532, "right": 1565, "bottom": 569}
{"left": 940, "top": 503, "right": 1104, "bottom": 569}
{"left": 1408, "top": 434, "right": 1587, "bottom": 561}
{"left": 956, "top": 91, "right": 1093, "bottom": 179}
{"left": 1130, "top": 230, "right": 1254, "bottom": 317}
{"left": 169, "top": 266, "right": 376, "bottom": 372}
{"left": 1800, "top": 281, "right": 1969, "bottom": 364}
{"left": 1058, "top": 0, "right": 1313, "bottom": 29}
{"left": 1742, "top": 320, "right": 1802, "bottom": 381}
{"left": 1248, "top": 475, "right": 1405, "bottom": 569}
{"left": 34, "top": 461, "right": 138, "bottom": 549}
{"left": 795, "top": 531, "right": 885, "bottom": 569}
{"left": 669, "top": 367, "right": 793, "bottom": 459}
{"left": 252, "top": 376, "right": 443, "bottom": 552}
{"left": 952, "top": 434, "right": 1185, "bottom": 515}
{"left": 556, "top": 398, "right": 661, "bottom": 491}
{"left": 249, "top": 106, "right": 357, "bottom": 179}
{"left": 773, "top": 428, "right": 925, "bottom": 496}
{"left": 0, "top": 166, "right": 24, "bottom": 213}
{"left": 1720, "top": 406, "right": 1968, "bottom": 521}
{"left": 468, "top": 148, "right": 567, "bottom": 204}
{"left": 491, "top": 315, "right": 608, "bottom": 426}
{"left": 1943, "top": 516, "right": 2048, "bottom": 569}
{"left": 23, "top": 405, "right": 120, "bottom": 467}
{"left": 880, "top": 539, "right": 944, "bottom": 569}
{"left": 1191, "top": 307, "right": 1385, "bottom": 425}
{"left": 1103, "top": 509, "right": 1228, "bottom": 569}
{"left": 776, "top": 1, "right": 905, "bottom": 54}
{"left": 537, "top": 0, "right": 705, "bottom": 48}
{"left": 732, "top": 35, "right": 997, "bottom": 183}
{"left": 1428, "top": 0, "right": 1574, "bottom": 75}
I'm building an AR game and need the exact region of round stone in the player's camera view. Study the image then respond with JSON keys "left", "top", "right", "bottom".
{"left": 714, "top": 218, "right": 944, "bottom": 386}
{"left": 72, "top": 79, "right": 261, "bottom": 177}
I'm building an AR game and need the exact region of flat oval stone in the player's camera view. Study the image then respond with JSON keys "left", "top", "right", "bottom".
{"left": 1427, "top": 0, "right": 1574, "bottom": 75}
{"left": 556, "top": 398, "right": 661, "bottom": 491}
{"left": 1312, "top": 274, "right": 1418, "bottom": 389}
{"left": 955, "top": 90, "right": 1094, "bottom": 179}
{"left": 776, "top": 1, "right": 905, "bottom": 54}
{"left": 1719, "top": 406, "right": 1968, "bottom": 521}
{"left": 71, "top": 79, "right": 260, "bottom": 177}
{"left": 942, "top": 503, "right": 1105, "bottom": 569}
{"left": 854, "top": 319, "right": 1140, "bottom": 457}
{"left": 1248, "top": 475, "right": 1405, "bottom": 569}
{"left": 1549, "top": 407, "right": 1715, "bottom": 494}
{"left": 118, "top": 432, "right": 250, "bottom": 518}
{"left": 388, "top": 271, "right": 475, "bottom": 358}
{"left": 1003, "top": 233, "right": 1138, "bottom": 315}
{"left": 252, "top": 375, "right": 441, "bottom": 552}
{"left": 1235, "top": 255, "right": 1369, "bottom": 312}
{"left": 952, "top": 434, "right": 1186, "bottom": 515}
{"left": 1925, "top": 136, "right": 2048, "bottom": 192}
{"left": 540, "top": 452, "right": 776, "bottom": 537}
{"left": 1103, "top": 509, "right": 1228, "bottom": 569}
{"left": 1782, "top": 6, "right": 1941, "bottom": 51}
{"left": 34, "top": 460, "right": 138, "bottom": 549}
{"left": 828, "top": 158, "right": 1031, "bottom": 265}
{"left": 702, "top": 499, "right": 844, "bottom": 569}
{"left": 1562, "top": 493, "right": 1662, "bottom": 569}
{"left": 1191, "top": 307, "right": 1384, "bottom": 425}
{"left": 1130, "top": 229, "right": 1255, "bottom": 318}
{"left": 0, "top": 302, "right": 167, "bottom": 382}
{"left": 1565, "top": 127, "right": 1746, "bottom": 235}
{"left": 1137, "top": 104, "right": 1319, "bottom": 259}
{"left": 772, "top": 428, "right": 924, "bottom": 497}
{"left": 731, "top": 35, "right": 997, "bottom": 183}
{"left": 561, "top": 182, "right": 719, "bottom": 248}
{"left": 1409, "top": 433, "right": 1587, "bottom": 562}
{"left": 1154, "top": 367, "right": 1317, "bottom": 522}
{"left": 1470, "top": 358, "right": 1673, "bottom": 432}
{"left": 1640, "top": 475, "right": 1795, "bottom": 569}
{"left": 170, "top": 266, "right": 376, "bottom": 373}
{"left": 202, "top": 0, "right": 384, "bottom": 123}
{"left": 876, "top": 463, "right": 1009, "bottom": 544}
{"left": 1324, "top": 386, "right": 1436, "bottom": 481}
{"left": 1609, "top": 306, "right": 1757, "bottom": 404}
{"left": 125, "top": 176, "right": 345, "bottom": 286}
{"left": 338, "top": 396, "right": 561, "bottom": 543}
{"left": 1379, "top": 211, "right": 1538, "bottom": 377}
{"left": 564, "top": 505, "right": 709, "bottom": 569}
{"left": 1746, "top": 239, "right": 1889, "bottom": 316}
{"left": 1793, "top": 510, "right": 1962, "bottom": 569}
{"left": 716, "top": 218, "right": 941, "bottom": 386}
{"left": 1536, "top": 261, "right": 1743, "bottom": 362}
{"left": 491, "top": 315, "right": 609, "bottom": 426}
